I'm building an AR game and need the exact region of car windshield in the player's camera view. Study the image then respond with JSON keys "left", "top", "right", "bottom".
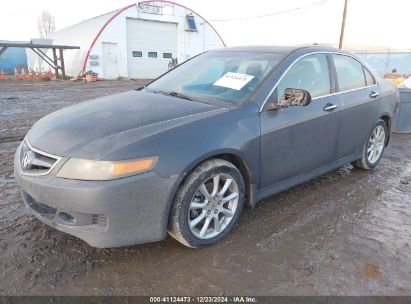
{"left": 146, "top": 51, "right": 284, "bottom": 104}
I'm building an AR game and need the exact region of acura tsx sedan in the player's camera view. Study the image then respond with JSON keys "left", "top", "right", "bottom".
{"left": 15, "top": 46, "right": 398, "bottom": 248}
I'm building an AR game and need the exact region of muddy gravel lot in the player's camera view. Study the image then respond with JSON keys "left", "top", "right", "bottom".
{"left": 0, "top": 80, "right": 410, "bottom": 296}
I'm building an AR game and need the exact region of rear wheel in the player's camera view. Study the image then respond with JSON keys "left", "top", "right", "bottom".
{"left": 168, "top": 159, "right": 244, "bottom": 248}
{"left": 354, "top": 119, "right": 387, "bottom": 170}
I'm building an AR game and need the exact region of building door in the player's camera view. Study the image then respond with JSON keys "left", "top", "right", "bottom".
{"left": 102, "top": 42, "right": 119, "bottom": 79}
{"left": 126, "top": 19, "right": 177, "bottom": 79}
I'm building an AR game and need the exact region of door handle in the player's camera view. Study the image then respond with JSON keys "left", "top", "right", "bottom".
{"left": 323, "top": 103, "right": 338, "bottom": 112}
{"left": 369, "top": 91, "right": 379, "bottom": 98}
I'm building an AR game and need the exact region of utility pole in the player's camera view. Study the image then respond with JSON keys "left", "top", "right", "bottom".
{"left": 339, "top": 0, "right": 348, "bottom": 49}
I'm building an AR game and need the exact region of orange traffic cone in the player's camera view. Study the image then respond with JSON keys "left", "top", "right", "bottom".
{"left": 0, "top": 70, "right": 6, "bottom": 80}
{"left": 14, "top": 68, "right": 19, "bottom": 80}
{"left": 40, "top": 71, "right": 45, "bottom": 80}
{"left": 20, "top": 68, "right": 27, "bottom": 80}
{"left": 35, "top": 71, "right": 40, "bottom": 80}
{"left": 28, "top": 69, "right": 33, "bottom": 81}
{"left": 48, "top": 68, "right": 53, "bottom": 80}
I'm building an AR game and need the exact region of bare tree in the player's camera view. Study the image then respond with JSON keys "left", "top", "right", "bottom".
{"left": 37, "top": 10, "right": 55, "bottom": 38}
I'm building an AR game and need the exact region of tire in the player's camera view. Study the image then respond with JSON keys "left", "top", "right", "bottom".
{"left": 354, "top": 119, "right": 388, "bottom": 170}
{"left": 168, "top": 159, "right": 245, "bottom": 248}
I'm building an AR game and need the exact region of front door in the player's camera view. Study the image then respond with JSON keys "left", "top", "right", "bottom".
{"left": 260, "top": 53, "right": 341, "bottom": 189}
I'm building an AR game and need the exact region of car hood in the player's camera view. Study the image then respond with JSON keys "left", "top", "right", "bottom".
{"left": 27, "top": 90, "right": 223, "bottom": 157}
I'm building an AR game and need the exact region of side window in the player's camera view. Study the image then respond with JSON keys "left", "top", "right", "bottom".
{"left": 333, "top": 55, "right": 366, "bottom": 91}
{"left": 277, "top": 54, "right": 330, "bottom": 99}
{"left": 364, "top": 67, "right": 376, "bottom": 86}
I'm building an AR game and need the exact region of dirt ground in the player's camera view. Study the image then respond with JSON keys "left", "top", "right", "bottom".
{"left": 0, "top": 80, "right": 410, "bottom": 296}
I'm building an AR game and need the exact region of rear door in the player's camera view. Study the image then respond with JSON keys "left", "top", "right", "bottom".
{"left": 331, "top": 54, "right": 380, "bottom": 159}
{"left": 260, "top": 53, "right": 341, "bottom": 188}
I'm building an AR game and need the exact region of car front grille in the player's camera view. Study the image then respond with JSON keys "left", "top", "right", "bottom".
{"left": 19, "top": 140, "right": 60, "bottom": 176}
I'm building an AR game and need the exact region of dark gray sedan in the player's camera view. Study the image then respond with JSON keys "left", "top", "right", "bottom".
{"left": 14, "top": 46, "right": 398, "bottom": 248}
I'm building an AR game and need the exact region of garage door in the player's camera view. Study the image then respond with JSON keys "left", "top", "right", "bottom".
{"left": 126, "top": 19, "right": 177, "bottom": 79}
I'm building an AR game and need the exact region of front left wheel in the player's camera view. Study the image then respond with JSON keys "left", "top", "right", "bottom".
{"left": 168, "top": 159, "right": 245, "bottom": 248}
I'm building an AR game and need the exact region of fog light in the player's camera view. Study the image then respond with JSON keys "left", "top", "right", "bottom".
{"left": 58, "top": 212, "right": 75, "bottom": 224}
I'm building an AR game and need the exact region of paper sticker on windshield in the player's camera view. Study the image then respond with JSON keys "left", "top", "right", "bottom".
{"left": 213, "top": 72, "right": 254, "bottom": 90}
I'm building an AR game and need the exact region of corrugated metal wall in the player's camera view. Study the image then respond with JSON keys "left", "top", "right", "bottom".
{"left": 0, "top": 47, "right": 28, "bottom": 74}
{"left": 357, "top": 52, "right": 411, "bottom": 76}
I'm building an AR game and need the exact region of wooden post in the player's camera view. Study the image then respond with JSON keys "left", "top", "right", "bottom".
{"left": 52, "top": 48, "right": 59, "bottom": 79}
{"left": 59, "top": 48, "right": 66, "bottom": 80}
{"left": 339, "top": 0, "right": 348, "bottom": 49}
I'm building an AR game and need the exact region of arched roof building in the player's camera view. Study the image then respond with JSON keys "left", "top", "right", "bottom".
{"left": 48, "top": 1, "right": 225, "bottom": 79}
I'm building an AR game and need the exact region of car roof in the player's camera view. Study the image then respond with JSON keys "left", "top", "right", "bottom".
{"left": 213, "top": 45, "right": 351, "bottom": 55}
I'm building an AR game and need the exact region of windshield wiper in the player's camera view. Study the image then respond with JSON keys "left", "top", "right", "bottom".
{"left": 152, "top": 90, "right": 195, "bottom": 101}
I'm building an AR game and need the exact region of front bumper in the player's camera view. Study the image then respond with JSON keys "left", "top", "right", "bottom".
{"left": 14, "top": 150, "right": 178, "bottom": 248}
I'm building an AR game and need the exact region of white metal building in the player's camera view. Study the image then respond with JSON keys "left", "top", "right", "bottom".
{"left": 26, "top": 38, "right": 53, "bottom": 73}
{"left": 47, "top": 1, "right": 225, "bottom": 79}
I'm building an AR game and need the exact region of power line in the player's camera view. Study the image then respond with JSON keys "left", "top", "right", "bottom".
{"left": 210, "top": 0, "right": 329, "bottom": 22}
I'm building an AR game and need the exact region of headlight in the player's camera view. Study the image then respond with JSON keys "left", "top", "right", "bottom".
{"left": 56, "top": 157, "right": 158, "bottom": 180}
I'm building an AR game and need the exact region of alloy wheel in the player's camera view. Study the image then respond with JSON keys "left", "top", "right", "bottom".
{"left": 367, "top": 125, "right": 385, "bottom": 164}
{"left": 188, "top": 173, "right": 239, "bottom": 239}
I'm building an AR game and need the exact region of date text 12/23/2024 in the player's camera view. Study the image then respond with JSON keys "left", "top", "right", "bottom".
{"left": 149, "top": 296, "right": 257, "bottom": 303}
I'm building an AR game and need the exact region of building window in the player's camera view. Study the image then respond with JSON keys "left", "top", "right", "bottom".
{"left": 186, "top": 14, "right": 197, "bottom": 31}
{"left": 163, "top": 53, "right": 173, "bottom": 59}
{"left": 148, "top": 52, "right": 158, "bottom": 58}
{"left": 132, "top": 51, "right": 143, "bottom": 57}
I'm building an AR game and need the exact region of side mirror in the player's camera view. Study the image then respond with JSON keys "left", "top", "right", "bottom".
{"left": 274, "top": 88, "right": 312, "bottom": 109}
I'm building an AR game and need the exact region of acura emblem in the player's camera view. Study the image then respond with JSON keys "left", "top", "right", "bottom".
{"left": 22, "top": 150, "right": 36, "bottom": 169}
